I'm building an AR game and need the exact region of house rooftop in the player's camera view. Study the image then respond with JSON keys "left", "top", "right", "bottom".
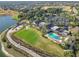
{"left": 46, "top": 23, "right": 54, "bottom": 29}
{"left": 35, "top": 20, "right": 44, "bottom": 25}
{"left": 51, "top": 26, "right": 59, "bottom": 31}
{"left": 56, "top": 28, "right": 63, "bottom": 32}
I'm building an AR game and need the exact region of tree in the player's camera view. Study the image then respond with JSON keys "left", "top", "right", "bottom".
{"left": 2, "top": 39, "right": 6, "bottom": 42}
{"left": 69, "top": 22, "right": 76, "bottom": 27}
{"left": 64, "top": 50, "right": 74, "bottom": 57}
{"left": 7, "top": 43, "right": 12, "bottom": 49}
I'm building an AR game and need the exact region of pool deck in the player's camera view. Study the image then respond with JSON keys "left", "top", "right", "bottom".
{"left": 45, "top": 34, "right": 62, "bottom": 44}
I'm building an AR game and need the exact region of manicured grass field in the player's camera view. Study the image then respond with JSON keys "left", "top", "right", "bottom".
{"left": 14, "top": 27, "right": 64, "bottom": 56}
{"left": 14, "top": 28, "right": 39, "bottom": 45}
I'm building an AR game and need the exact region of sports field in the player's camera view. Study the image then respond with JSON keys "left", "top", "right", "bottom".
{"left": 14, "top": 28, "right": 39, "bottom": 45}
{"left": 14, "top": 27, "right": 64, "bottom": 56}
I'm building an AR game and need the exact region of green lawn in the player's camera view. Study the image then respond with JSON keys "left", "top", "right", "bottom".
{"left": 14, "top": 28, "right": 39, "bottom": 45}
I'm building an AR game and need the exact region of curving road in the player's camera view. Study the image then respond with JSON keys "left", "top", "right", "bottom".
{"left": 6, "top": 26, "right": 41, "bottom": 57}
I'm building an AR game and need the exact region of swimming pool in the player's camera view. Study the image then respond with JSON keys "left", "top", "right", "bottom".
{"left": 48, "top": 33, "right": 61, "bottom": 40}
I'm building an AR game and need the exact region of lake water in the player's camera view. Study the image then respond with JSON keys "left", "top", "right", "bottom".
{"left": 0, "top": 16, "right": 17, "bottom": 32}
{"left": 0, "top": 16, "right": 17, "bottom": 57}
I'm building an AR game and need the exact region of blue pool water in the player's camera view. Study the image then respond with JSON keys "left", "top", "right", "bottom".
{"left": 48, "top": 33, "right": 61, "bottom": 40}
